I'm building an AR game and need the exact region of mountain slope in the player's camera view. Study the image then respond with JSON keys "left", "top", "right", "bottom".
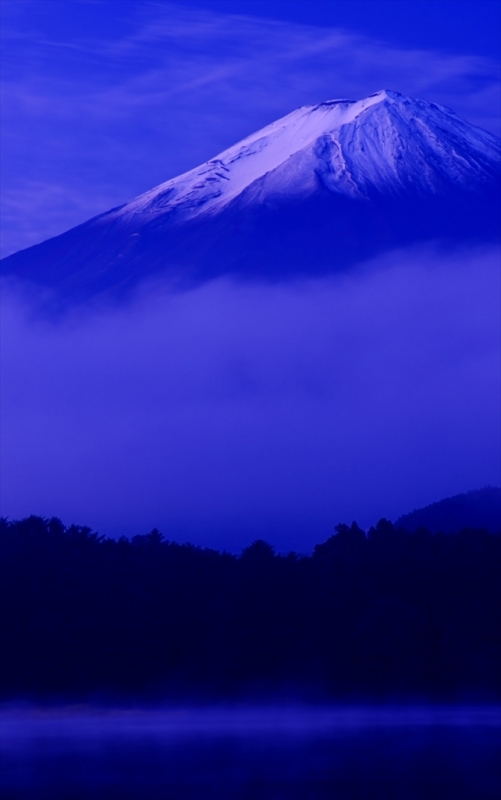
{"left": 2, "top": 90, "right": 500, "bottom": 303}
{"left": 395, "top": 487, "right": 501, "bottom": 533}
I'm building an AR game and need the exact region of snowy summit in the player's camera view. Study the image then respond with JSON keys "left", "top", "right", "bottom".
{"left": 1, "top": 90, "right": 500, "bottom": 303}
{"left": 115, "top": 90, "right": 499, "bottom": 225}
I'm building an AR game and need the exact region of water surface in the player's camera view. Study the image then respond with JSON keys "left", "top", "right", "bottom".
{"left": 1, "top": 705, "right": 500, "bottom": 799}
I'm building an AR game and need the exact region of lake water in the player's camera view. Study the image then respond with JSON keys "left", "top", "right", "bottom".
{"left": 1, "top": 705, "right": 500, "bottom": 799}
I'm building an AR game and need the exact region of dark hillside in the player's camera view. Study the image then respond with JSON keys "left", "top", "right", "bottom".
{"left": 395, "top": 487, "right": 501, "bottom": 533}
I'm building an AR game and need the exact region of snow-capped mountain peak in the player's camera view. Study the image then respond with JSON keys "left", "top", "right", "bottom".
{"left": 1, "top": 90, "right": 499, "bottom": 305}
{"left": 107, "top": 90, "right": 499, "bottom": 228}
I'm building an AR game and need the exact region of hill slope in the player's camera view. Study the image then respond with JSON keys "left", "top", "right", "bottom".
{"left": 395, "top": 487, "right": 501, "bottom": 533}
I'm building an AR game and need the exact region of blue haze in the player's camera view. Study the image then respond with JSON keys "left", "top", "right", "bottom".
{"left": 1, "top": 245, "right": 499, "bottom": 551}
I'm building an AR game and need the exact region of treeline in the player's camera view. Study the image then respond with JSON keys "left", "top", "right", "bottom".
{"left": 1, "top": 516, "right": 500, "bottom": 700}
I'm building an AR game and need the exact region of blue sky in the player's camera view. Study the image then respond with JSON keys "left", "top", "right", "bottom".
{"left": 190, "top": 1, "right": 501, "bottom": 59}
{"left": 1, "top": 1, "right": 500, "bottom": 548}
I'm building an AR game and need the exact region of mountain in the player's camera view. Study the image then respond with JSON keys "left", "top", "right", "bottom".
{"left": 395, "top": 487, "right": 501, "bottom": 533}
{"left": 1, "top": 90, "right": 500, "bottom": 304}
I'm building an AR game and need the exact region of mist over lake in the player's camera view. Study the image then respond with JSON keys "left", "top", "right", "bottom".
{"left": 2, "top": 705, "right": 500, "bottom": 799}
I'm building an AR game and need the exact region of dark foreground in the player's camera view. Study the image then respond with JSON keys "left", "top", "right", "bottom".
{"left": 1, "top": 706, "right": 500, "bottom": 800}
{"left": 1, "top": 516, "right": 500, "bottom": 700}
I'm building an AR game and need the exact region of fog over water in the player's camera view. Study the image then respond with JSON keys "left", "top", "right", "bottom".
{"left": 1, "top": 243, "right": 499, "bottom": 551}
{"left": 3, "top": 704, "right": 500, "bottom": 740}
{"left": 1, "top": 705, "right": 500, "bottom": 799}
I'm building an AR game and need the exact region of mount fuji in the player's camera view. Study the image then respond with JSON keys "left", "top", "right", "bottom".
{"left": 2, "top": 90, "right": 500, "bottom": 304}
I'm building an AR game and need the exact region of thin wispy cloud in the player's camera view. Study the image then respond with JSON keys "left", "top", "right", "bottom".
{"left": 1, "top": 0, "right": 500, "bottom": 257}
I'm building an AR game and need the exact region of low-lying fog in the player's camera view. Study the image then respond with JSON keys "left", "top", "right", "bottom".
{"left": 1, "top": 243, "right": 499, "bottom": 551}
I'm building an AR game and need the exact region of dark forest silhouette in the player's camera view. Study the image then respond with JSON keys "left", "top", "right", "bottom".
{"left": 1, "top": 515, "right": 500, "bottom": 700}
